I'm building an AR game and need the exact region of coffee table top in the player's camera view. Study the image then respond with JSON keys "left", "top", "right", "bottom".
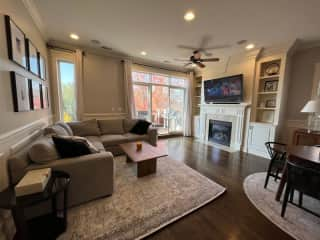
{"left": 120, "top": 141, "right": 168, "bottom": 162}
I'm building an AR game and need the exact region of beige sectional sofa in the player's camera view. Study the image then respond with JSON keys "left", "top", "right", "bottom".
{"left": 7, "top": 118, "right": 158, "bottom": 209}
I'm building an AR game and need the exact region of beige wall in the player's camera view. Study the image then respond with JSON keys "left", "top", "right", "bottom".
{"left": 0, "top": 0, "right": 51, "bottom": 135}
{"left": 286, "top": 47, "right": 320, "bottom": 120}
{"left": 83, "top": 53, "right": 125, "bottom": 114}
{"left": 0, "top": 1, "right": 51, "bottom": 238}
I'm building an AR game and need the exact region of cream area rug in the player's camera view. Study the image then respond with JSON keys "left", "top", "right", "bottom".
{"left": 59, "top": 156, "right": 226, "bottom": 240}
{"left": 243, "top": 172, "right": 320, "bottom": 240}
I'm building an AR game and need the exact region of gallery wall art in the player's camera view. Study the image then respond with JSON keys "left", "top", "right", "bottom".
{"left": 5, "top": 15, "right": 27, "bottom": 68}
{"left": 10, "top": 72, "right": 30, "bottom": 112}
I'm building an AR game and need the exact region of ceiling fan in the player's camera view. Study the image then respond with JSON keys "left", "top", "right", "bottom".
{"left": 175, "top": 36, "right": 230, "bottom": 68}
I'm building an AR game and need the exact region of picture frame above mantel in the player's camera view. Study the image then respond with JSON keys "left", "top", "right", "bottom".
{"left": 4, "top": 15, "right": 27, "bottom": 69}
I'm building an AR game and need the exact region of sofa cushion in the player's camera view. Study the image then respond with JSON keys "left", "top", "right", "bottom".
{"left": 28, "top": 137, "right": 60, "bottom": 164}
{"left": 68, "top": 119, "right": 100, "bottom": 136}
{"left": 123, "top": 119, "right": 138, "bottom": 133}
{"left": 123, "top": 133, "right": 148, "bottom": 142}
{"left": 98, "top": 119, "right": 124, "bottom": 135}
{"left": 44, "top": 125, "right": 70, "bottom": 136}
{"left": 86, "top": 136, "right": 105, "bottom": 152}
{"left": 130, "top": 120, "right": 151, "bottom": 135}
{"left": 52, "top": 136, "right": 98, "bottom": 158}
{"left": 56, "top": 121, "right": 73, "bottom": 136}
{"left": 100, "top": 134, "right": 129, "bottom": 147}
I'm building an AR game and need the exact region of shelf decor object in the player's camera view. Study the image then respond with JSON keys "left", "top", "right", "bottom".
{"left": 264, "top": 80, "right": 278, "bottom": 92}
{"left": 266, "top": 99, "right": 276, "bottom": 108}
{"left": 26, "top": 39, "right": 40, "bottom": 76}
{"left": 265, "top": 62, "right": 280, "bottom": 76}
{"left": 10, "top": 72, "right": 31, "bottom": 112}
{"left": 301, "top": 99, "right": 320, "bottom": 133}
{"left": 4, "top": 15, "right": 27, "bottom": 68}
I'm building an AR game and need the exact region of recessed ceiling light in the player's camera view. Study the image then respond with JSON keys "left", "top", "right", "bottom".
{"left": 70, "top": 33, "right": 79, "bottom": 40}
{"left": 246, "top": 44, "right": 255, "bottom": 50}
{"left": 140, "top": 51, "right": 147, "bottom": 56}
{"left": 184, "top": 11, "right": 195, "bottom": 22}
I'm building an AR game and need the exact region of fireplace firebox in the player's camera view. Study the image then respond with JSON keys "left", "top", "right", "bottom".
{"left": 208, "top": 120, "right": 232, "bottom": 146}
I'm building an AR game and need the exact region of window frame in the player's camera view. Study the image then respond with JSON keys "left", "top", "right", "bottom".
{"left": 132, "top": 70, "right": 187, "bottom": 134}
{"left": 57, "top": 59, "right": 77, "bottom": 122}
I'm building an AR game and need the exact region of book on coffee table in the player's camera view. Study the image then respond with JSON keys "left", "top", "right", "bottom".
{"left": 15, "top": 168, "right": 51, "bottom": 196}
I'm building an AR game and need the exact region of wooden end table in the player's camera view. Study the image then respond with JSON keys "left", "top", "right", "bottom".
{"left": 120, "top": 141, "right": 168, "bottom": 177}
{"left": 0, "top": 170, "right": 70, "bottom": 240}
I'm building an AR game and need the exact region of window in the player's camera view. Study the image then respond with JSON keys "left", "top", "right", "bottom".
{"left": 132, "top": 71, "right": 186, "bottom": 135}
{"left": 58, "top": 61, "right": 76, "bottom": 122}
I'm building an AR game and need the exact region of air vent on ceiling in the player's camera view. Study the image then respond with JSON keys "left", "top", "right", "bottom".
{"left": 91, "top": 39, "right": 101, "bottom": 45}
{"left": 101, "top": 46, "right": 112, "bottom": 51}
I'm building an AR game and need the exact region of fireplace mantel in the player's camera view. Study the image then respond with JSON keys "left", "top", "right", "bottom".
{"left": 199, "top": 103, "right": 251, "bottom": 152}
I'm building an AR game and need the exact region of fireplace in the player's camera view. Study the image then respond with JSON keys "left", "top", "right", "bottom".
{"left": 208, "top": 120, "right": 232, "bottom": 147}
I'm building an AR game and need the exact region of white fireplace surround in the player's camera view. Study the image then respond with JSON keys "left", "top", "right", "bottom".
{"left": 199, "top": 103, "right": 250, "bottom": 152}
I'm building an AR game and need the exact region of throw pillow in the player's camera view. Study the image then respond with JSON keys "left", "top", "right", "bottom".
{"left": 67, "top": 119, "right": 101, "bottom": 136}
{"left": 52, "top": 136, "right": 98, "bottom": 158}
{"left": 98, "top": 119, "right": 125, "bottom": 134}
{"left": 123, "top": 119, "right": 138, "bottom": 132}
{"left": 44, "top": 125, "right": 70, "bottom": 136}
{"left": 130, "top": 120, "right": 151, "bottom": 135}
{"left": 29, "top": 137, "right": 60, "bottom": 164}
{"left": 56, "top": 121, "right": 73, "bottom": 136}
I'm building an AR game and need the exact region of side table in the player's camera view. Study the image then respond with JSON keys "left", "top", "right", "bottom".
{"left": 0, "top": 170, "right": 70, "bottom": 240}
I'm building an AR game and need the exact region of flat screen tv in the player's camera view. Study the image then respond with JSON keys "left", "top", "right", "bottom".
{"left": 204, "top": 74, "right": 243, "bottom": 103}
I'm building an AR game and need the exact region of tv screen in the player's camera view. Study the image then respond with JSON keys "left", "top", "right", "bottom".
{"left": 204, "top": 74, "right": 243, "bottom": 103}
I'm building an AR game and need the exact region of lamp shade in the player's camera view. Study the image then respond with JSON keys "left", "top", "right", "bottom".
{"left": 301, "top": 99, "right": 320, "bottom": 113}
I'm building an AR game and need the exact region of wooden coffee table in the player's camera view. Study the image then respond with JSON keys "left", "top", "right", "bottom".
{"left": 120, "top": 141, "right": 168, "bottom": 177}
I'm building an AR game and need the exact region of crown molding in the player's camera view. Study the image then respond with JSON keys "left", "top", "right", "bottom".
{"left": 21, "top": 0, "right": 47, "bottom": 40}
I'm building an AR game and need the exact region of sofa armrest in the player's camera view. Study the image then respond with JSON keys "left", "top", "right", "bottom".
{"left": 27, "top": 152, "right": 114, "bottom": 206}
{"left": 147, "top": 127, "right": 158, "bottom": 146}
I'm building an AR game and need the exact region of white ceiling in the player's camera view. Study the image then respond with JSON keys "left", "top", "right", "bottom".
{"left": 33, "top": 0, "right": 320, "bottom": 67}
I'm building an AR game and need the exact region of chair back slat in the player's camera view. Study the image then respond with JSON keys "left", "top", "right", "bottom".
{"left": 287, "top": 161, "right": 320, "bottom": 200}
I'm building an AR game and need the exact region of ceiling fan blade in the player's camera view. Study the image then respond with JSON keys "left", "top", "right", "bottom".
{"left": 202, "top": 44, "right": 231, "bottom": 50}
{"left": 177, "top": 45, "right": 198, "bottom": 50}
{"left": 184, "top": 62, "right": 192, "bottom": 67}
{"left": 199, "top": 35, "right": 212, "bottom": 49}
{"left": 196, "top": 62, "right": 206, "bottom": 68}
{"left": 174, "top": 58, "right": 189, "bottom": 62}
{"left": 201, "top": 58, "right": 220, "bottom": 62}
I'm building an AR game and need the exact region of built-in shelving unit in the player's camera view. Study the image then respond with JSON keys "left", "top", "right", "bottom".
{"left": 192, "top": 76, "right": 202, "bottom": 138}
{"left": 252, "top": 58, "right": 283, "bottom": 124}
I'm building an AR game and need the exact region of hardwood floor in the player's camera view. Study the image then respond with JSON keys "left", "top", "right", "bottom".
{"left": 146, "top": 137, "right": 293, "bottom": 240}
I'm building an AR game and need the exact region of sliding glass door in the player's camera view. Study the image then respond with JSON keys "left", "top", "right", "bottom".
{"left": 132, "top": 71, "right": 186, "bottom": 135}
{"left": 152, "top": 85, "right": 169, "bottom": 134}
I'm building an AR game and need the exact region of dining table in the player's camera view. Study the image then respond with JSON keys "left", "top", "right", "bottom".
{"left": 275, "top": 145, "right": 320, "bottom": 201}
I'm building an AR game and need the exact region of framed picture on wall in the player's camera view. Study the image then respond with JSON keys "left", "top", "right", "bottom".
{"left": 264, "top": 80, "right": 278, "bottom": 92}
{"left": 10, "top": 72, "right": 30, "bottom": 112}
{"left": 38, "top": 52, "right": 46, "bottom": 80}
{"left": 41, "top": 85, "right": 49, "bottom": 109}
{"left": 4, "top": 15, "right": 27, "bottom": 68}
{"left": 26, "top": 39, "right": 40, "bottom": 76}
{"left": 29, "top": 80, "right": 42, "bottom": 110}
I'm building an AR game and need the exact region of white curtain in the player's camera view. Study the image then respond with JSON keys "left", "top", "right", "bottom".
{"left": 75, "top": 49, "right": 84, "bottom": 120}
{"left": 123, "top": 60, "right": 136, "bottom": 119}
{"left": 184, "top": 71, "right": 194, "bottom": 136}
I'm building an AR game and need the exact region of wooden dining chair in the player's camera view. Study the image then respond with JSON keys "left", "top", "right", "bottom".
{"left": 281, "top": 161, "right": 320, "bottom": 217}
{"left": 264, "top": 142, "right": 287, "bottom": 188}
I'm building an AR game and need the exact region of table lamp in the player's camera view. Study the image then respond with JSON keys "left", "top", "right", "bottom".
{"left": 301, "top": 99, "right": 320, "bottom": 133}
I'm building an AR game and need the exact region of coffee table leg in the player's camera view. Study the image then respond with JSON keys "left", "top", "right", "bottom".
{"left": 137, "top": 158, "right": 157, "bottom": 177}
